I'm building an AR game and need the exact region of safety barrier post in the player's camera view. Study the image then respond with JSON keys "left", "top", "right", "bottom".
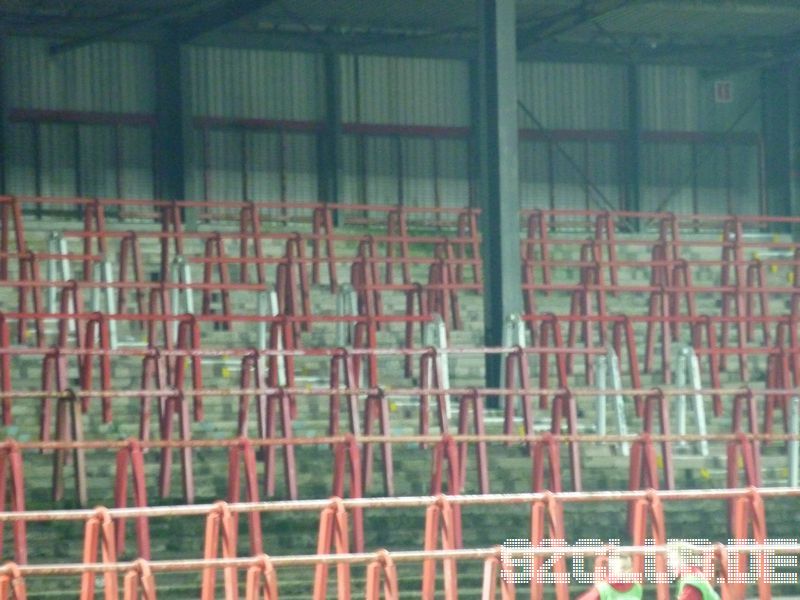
{"left": 674, "top": 346, "right": 709, "bottom": 456}
{"left": 611, "top": 316, "right": 644, "bottom": 415}
{"left": 264, "top": 388, "right": 298, "bottom": 500}
{"left": 159, "top": 204, "right": 183, "bottom": 282}
{"left": 456, "top": 208, "right": 481, "bottom": 288}
{"left": 239, "top": 202, "right": 266, "bottom": 286}
{"left": 335, "top": 284, "right": 358, "bottom": 347}
{"left": 123, "top": 559, "right": 157, "bottom": 600}
{"left": 404, "top": 283, "right": 427, "bottom": 377}
{"left": 146, "top": 285, "right": 173, "bottom": 354}
{"left": 457, "top": 388, "right": 489, "bottom": 494}
{"left": 0, "top": 196, "right": 25, "bottom": 281}
{"left": 529, "top": 491, "right": 568, "bottom": 600}
{"left": 118, "top": 232, "right": 145, "bottom": 319}
{"left": 502, "top": 346, "right": 534, "bottom": 448}
{"left": 479, "top": 548, "right": 515, "bottom": 600}
{"left": 45, "top": 232, "right": 73, "bottom": 313}
{"left": 200, "top": 501, "right": 239, "bottom": 600}
{"left": 745, "top": 259, "right": 770, "bottom": 344}
{"left": 0, "top": 562, "right": 27, "bottom": 600}
{"left": 789, "top": 396, "right": 799, "bottom": 487}
{"left": 227, "top": 437, "right": 264, "bottom": 556}
{"left": 139, "top": 348, "right": 169, "bottom": 445}
{"left": 82, "top": 313, "right": 113, "bottom": 421}
{"left": 362, "top": 389, "right": 395, "bottom": 497}
{"left": 169, "top": 256, "right": 194, "bottom": 343}
{"left": 328, "top": 348, "right": 360, "bottom": 437}
{"left": 629, "top": 491, "right": 668, "bottom": 600}
{"left": 82, "top": 199, "right": 108, "bottom": 282}
{"left": 0, "top": 314, "right": 11, "bottom": 425}
{"left": 691, "top": 317, "right": 723, "bottom": 416}
{"left": 628, "top": 434, "right": 661, "bottom": 494}
{"left": 55, "top": 281, "right": 85, "bottom": 355}
{"left": 429, "top": 436, "right": 463, "bottom": 547}
{"left": 419, "top": 347, "right": 450, "bottom": 440}
{"left": 114, "top": 439, "right": 151, "bottom": 559}
{"left": 537, "top": 315, "right": 568, "bottom": 410}
{"left": 17, "top": 251, "right": 43, "bottom": 346}
{"left": 421, "top": 496, "right": 458, "bottom": 600}
{"left": 311, "top": 205, "right": 338, "bottom": 292}
{"left": 201, "top": 233, "right": 232, "bottom": 328}
{"left": 550, "top": 389, "right": 581, "bottom": 491}
{"left": 729, "top": 488, "right": 770, "bottom": 600}
{"left": 730, "top": 388, "right": 762, "bottom": 480}
{"left": 312, "top": 498, "right": 352, "bottom": 600}
{"left": 670, "top": 259, "right": 697, "bottom": 341}
{"left": 638, "top": 388, "right": 674, "bottom": 489}
{"left": 594, "top": 347, "right": 630, "bottom": 456}
{"left": 237, "top": 350, "right": 267, "bottom": 438}
{"left": 157, "top": 389, "right": 194, "bottom": 503}
{"left": 245, "top": 555, "right": 278, "bottom": 600}
{"left": 0, "top": 443, "right": 27, "bottom": 564}
{"left": 385, "top": 207, "right": 410, "bottom": 285}
{"left": 331, "top": 435, "right": 365, "bottom": 551}
{"left": 80, "top": 507, "right": 120, "bottom": 600}
{"left": 366, "top": 550, "right": 399, "bottom": 600}
{"left": 719, "top": 218, "right": 747, "bottom": 376}
{"left": 52, "top": 387, "right": 88, "bottom": 506}
{"left": 532, "top": 432, "right": 563, "bottom": 493}
{"left": 90, "top": 259, "right": 119, "bottom": 348}
{"left": 595, "top": 212, "right": 619, "bottom": 292}
{"left": 525, "top": 210, "right": 550, "bottom": 292}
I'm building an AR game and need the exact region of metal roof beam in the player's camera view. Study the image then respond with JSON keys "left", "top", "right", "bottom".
{"left": 517, "top": 0, "right": 634, "bottom": 51}
{"left": 175, "top": 0, "right": 279, "bottom": 43}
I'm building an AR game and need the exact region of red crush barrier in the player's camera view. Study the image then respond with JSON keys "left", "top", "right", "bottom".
{"left": 80, "top": 507, "right": 120, "bottom": 600}
{"left": 227, "top": 438, "right": 264, "bottom": 556}
{"left": 421, "top": 496, "right": 458, "bottom": 600}
{"left": 52, "top": 387, "right": 89, "bottom": 506}
{"left": 114, "top": 440, "right": 151, "bottom": 559}
{"left": 245, "top": 555, "right": 278, "bottom": 600}
{"left": 0, "top": 196, "right": 25, "bottom": 282}
{"left": 456, "top": 389, "right": 489, "bottom": 494}
{"left": 529, "top": 492, "right": 568, "bottom": 600}
{"left": 362, "top": 389, "right": 395, "bottom": 497}
{"left": 480, "top": 549, "right": 515, "bottom": 600}
{"left": 312, "top": 498, "right": 351, "bottom": 600}
{"left": 331, "top": 435, "right": 365, "bottom": 552}
{"left": 629, "top": 491, "right": 668, "bottom": 600}
{"left": 82, "top": 312, "right": 113, "bottom": 421}
{"left": 201, "top": 233, "right": 232, "bottom": 326}
{"left": 729, "top": 488, "right": 769, "bottom": 600}
{"left": 365, "top": 550, "right": 399, "bottom": 600}
{"left": 311, "top": 206, "right": 338, "bottom": 292}
{"left": 123, "top": 559, "right": 157, "bottom": 600}
{"left": 201, "top": 501, "right": 239, "bottom": 600}
{"left": 0, "top": 562, "right": 27, "bottom": 600}
{"left": 0, "top": 443, "right": 27, "bottom": 564}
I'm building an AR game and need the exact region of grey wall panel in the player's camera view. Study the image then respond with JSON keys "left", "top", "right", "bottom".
{"left": 119, "top": 126, "right": 154, "bottom": 199}
{"left": 6, "top": 123, "right": 36, "bottom": 195}
{"left": 341, "top": 54, "right": 469, "bottom": 126}
{"left": 434, "top": 138, "right": 469, "bottom": 209}
{"left": 186, "top": 46, "right": 323, "bottom": 120}
{"left": 517, "top": 62, "right": 627, "bottom": 130}
{"left": 6, "top": 36, "right": 154, "bottom": 112}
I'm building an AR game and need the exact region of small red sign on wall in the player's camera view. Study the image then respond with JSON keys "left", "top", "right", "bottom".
{"left": 714, "top": 80, "right": 733, "bottom": 103}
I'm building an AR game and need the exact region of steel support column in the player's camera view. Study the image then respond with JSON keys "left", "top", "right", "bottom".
{"left": 321, "top": 51, "right": 342, "bottom": 224}
{"left": 625, "top": 64, "right": 642, "bottom": 218}
{"left": 761, "top": 64, "right": 795, "bottom": 234}
{"left": 154, "top": 42, "right": 190, "bottom": 226}
{"left": 477, "top": 0, "right": 523, "bottom": 397}
{"left": 0, "top": 35, "right": 7, "bottom": 194}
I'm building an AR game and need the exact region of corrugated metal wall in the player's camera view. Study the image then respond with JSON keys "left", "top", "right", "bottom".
{"left": 2, "top": 34, "right": 766, "bottom": 216}
{"left": 517, "top": 62, "right": 626, "bottom": 211}
{"left": 339, "top": 54, "right": 471, "bottom": 209}
{"left": 640, "top": 65, "right": 762, "bottom": 214}
{"left": 4, "top": 36, "right": 155, "bottom": 199}
{"left": 184, "top": 46, "right": 323, "bottom": 210}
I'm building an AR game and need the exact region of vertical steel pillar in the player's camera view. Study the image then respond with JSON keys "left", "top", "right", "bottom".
{"left": 321, "top": 51, "right": 342, "bottom": 224}
{"left": 0, "top": 35, "right": 7, "bottom": 194}
{"left": 625, "top": 64, "right": 641, "bottom": 218}
{"left": 477, "top": 0, "right": 523, "bottom": 398}
{"left": 761, "top": 64, "right": 794, "bottom": 232}
{"left": 154, "top": 42, "right": 190, "bottom": 226}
